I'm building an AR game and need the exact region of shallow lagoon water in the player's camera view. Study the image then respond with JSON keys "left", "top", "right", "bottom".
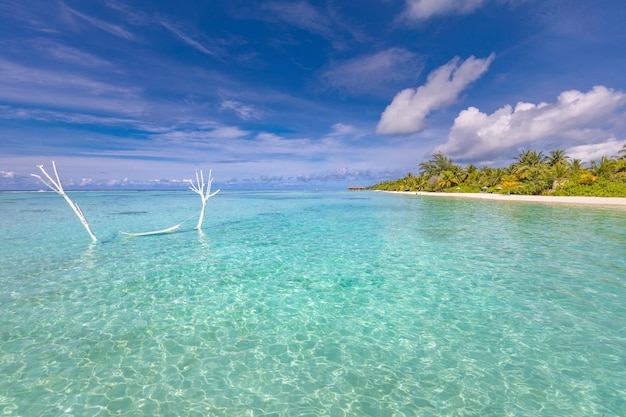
{"left": 1, "top": 190, "right": 625, "bottom": 416}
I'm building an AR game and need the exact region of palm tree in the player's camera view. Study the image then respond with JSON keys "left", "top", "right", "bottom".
{"left": 591, "top": 156, "right": 615, "bottom": 177}
{"left": 500, "top": 174, "right": 520, "bottom": 194}
{"left": 515, "top": 149, "right": 547, "bottom": 168}
{"left": 552, "top": 162, "right": 569, "bottom": 179}
{"left": 432, "top": 152, "right": 453, "bottom": 171}
{"left": 418, "top": 161, "right": 436, "bottom": 178}
{"left": 437, "top": 172, "right": 453, "bottom": 190}
{"left": 513, "top": 149, "right": 548, "bottom": 180}
{"left": 464, "top": 164, "right": 481, "bottom": 186}
{"left": 452, "top": 165, "right": 467, "bottom": 183}
{"left": 548, "top": 149, "right": 569, "bottom": 167}
{"left": 419, "top": 152, "right": 453, "bottom": 178}
{"left": 371, "top": 147, "right": 626, "bottom": 197}
{"left": 415, "top": 176, "right": 428, "bottom": 191}
{"left": 483, "top": 167, "right": 506, "bottom": 187}
{"left": 438, "top": 170, "right": 462, "bottom": 190}
{"left": 570, "top": 158, "right": 583, "bottom": 173}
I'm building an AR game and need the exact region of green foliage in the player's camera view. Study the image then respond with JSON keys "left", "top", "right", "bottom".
{"left": 553, "top": 178, "right": 626, "bottom": 197}
{"left": 444, "top": 184, "right": 483, "bottom": 193}
{"left": 369, "top": 148, "right": 626, "bottom": 198}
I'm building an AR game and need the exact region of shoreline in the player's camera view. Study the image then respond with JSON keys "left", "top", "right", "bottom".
{"left": 381, "top": 190, "right": 626, "bottom": 207}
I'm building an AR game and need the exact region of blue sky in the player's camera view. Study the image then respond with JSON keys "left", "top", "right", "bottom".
{"left": 1, "top": 0, "right": 626, "bottom": 190}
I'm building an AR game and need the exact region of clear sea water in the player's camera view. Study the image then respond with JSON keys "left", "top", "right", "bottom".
{"left": 1, "top": 190, "right": 625, "bottom": 417}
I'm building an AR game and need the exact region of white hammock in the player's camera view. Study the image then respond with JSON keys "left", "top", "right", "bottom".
{"left": 120, "top": 209, "right": 201, "bottom": 237}
{"left": 120, "top": 223, "right": 181, "bottom": 237}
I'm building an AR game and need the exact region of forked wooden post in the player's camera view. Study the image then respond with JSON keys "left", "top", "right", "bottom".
{"left": 31, "top": 161, "right": 98, "bottom": 242}
{"left": 188, "top": 169, "right": 220, "bottom": 230}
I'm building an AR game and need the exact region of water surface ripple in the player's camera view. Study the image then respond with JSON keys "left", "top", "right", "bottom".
{"left": 1, "top": 191, "right": 625, "bottom": 416}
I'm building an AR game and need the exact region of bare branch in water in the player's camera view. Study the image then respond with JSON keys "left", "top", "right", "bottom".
{"left": 31, "top": 161, "right": 98, "bottom": 242}
{"left": 188, "top": 169, "right": 220, "bottom": 230}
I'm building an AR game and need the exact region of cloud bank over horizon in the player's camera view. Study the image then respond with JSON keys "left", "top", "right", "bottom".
{"left": 437, "top": 85, "right": 626, "bottom": 162}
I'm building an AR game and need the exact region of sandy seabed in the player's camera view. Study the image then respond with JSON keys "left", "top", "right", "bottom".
{"left": 383, "top": 191, "right": 626, "bottom": 208}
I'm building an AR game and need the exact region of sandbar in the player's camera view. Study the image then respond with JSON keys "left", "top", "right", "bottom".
{"left": 383, "top": 191, "right": 626, "bottom": 208}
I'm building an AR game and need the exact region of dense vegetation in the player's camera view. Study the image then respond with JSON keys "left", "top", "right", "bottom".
{"left": 369, "top": 145, "right": 626, "bottom": 197}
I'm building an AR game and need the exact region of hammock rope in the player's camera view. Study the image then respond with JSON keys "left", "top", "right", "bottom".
{"left": 120, "top": 210, "right": 202, "bottom": 237}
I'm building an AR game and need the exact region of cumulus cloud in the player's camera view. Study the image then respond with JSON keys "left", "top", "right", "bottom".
{"left": 321, "top": 48, "right": 422, "bottom": 95}
{"left": 403, "top": 0, "right": 486, "bottom": 20}
{"left": 565, "top": 137, "right": 626, "bottom": 162}
{"left": 376, "top": 54, "right": 495, "bottom": 135}
{"left": 437, "top": 85, "right": 626, "bottom": 161}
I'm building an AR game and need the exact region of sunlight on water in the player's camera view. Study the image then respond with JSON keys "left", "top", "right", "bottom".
{"left": 1, "top": 191, "right": 625, "bottom": 416}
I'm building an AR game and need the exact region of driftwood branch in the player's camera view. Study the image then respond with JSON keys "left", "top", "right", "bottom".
{"left": 188, "top": 169, "right": 220, "bottom": 230}
{"left": 31, "top": 161, "right": 98, "bottom": 242}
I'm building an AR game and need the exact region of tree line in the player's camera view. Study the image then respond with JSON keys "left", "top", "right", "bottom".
{"left": 369, "top": 145, "right": 626, "bottom": 197}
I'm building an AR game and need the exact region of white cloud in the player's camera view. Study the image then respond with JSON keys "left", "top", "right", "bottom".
{"left": 158, "top": 19, "right": 217, "bottom": 57}
{"left": 376, "top": 54, "right": 495, "bottom": 135}
{"left": 253, "top": 132, "right": 321, "bottom": 155}
{"left": 326, "top": 123, "right": 358, "bottom": 137}
{"left": 321, "top": 48, "right": 422, "bottom": 95}
{"left": 36, "top": 39, "right": 113, "bottom": 68}
{"left": 403, "top": 0, "right": 486, "bottom": 20}
{"left": 155, "top": 125, "right": 250, "bottom": 145}
{"left": 437, "top": 85, "right": 626, "bottom": 161}
{"left": 0, "top": 170, "right": 17, "bottom": 179}
{"left": 61, "top": 2, "right": 134, "bottom": 40}
{"left": 103, "top": 0, "right": 152, "bottom": 26}
{"left": 207, "top": 126, "right": 250, "bottom": 140}
{"left": 0, "top": 58, "right": 144, "bottom": 115}
{"left": 261, "top": 1, "right": 365, "bottom": 49}
{"left": 220, "top": 100, "right": 262, "bottom": 120}
{"left": 264, "top": 1, "right": 333, "bottom": 39}
{"left": 566, "top": 137, "right": 626, "bottom": 162}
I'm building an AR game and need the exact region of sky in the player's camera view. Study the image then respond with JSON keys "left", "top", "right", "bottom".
{"left": 1, "top": 0, "right": 626, "bottom": 190}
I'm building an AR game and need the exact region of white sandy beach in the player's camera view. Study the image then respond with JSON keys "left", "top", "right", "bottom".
{"left": 384, "top": 191, "right": 626, "bottom": 207}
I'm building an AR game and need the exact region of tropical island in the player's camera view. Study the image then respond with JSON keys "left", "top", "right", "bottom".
{"left": 369, "top": 145, "right": 626, "bottom": 197}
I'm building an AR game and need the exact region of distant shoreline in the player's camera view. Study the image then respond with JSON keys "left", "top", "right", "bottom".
{"left": 381, "top": 190, "right": 626, "bottom": 207}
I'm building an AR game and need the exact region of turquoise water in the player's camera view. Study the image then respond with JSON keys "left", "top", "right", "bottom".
{"left": 1, "top": 190, "right": 625, "bottom": 417}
